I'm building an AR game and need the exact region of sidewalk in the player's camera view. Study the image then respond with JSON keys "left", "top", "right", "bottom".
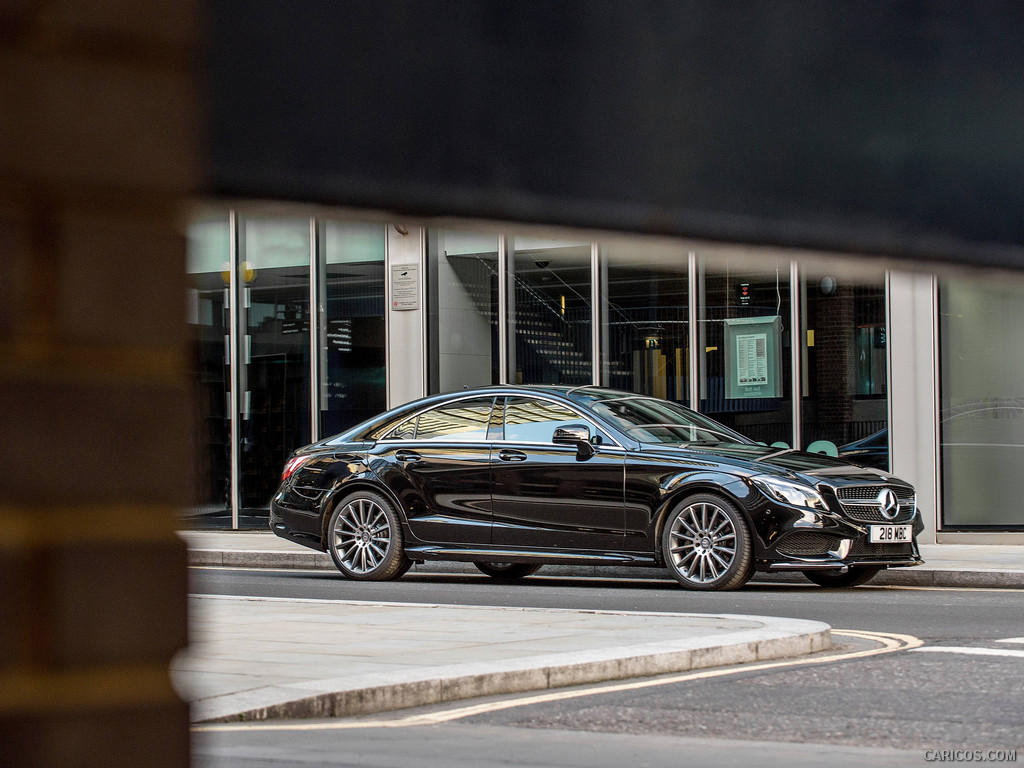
{"left": 172, "top": 596, "right": 829, "bottom": 723}
{"left": 182, "top": 530, "right": 1024, "bottom": 589}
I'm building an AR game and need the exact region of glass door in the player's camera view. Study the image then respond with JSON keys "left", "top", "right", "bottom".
{"left": 186, "top": 211, "right": 232, "bottom": 527}
{"left": 237, "top": 215, "right": 312, "bottom": 525}
{"left": 320, "top": 220, "right": 387, "bottom": 436}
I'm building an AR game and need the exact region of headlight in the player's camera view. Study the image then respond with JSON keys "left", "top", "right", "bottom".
{"left": 751, "top": 475, "right": 828, "bottom": 511}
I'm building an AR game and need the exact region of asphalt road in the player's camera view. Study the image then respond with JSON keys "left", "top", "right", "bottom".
{"left": 191, "top": 567, "right": 1024, "bottom": 768}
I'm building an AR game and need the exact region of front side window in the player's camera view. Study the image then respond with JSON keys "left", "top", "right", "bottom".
{"left": 502, "top": 397, "right": 589, "bottom": 443}
{"left": 577, "top": 392, "right": 750, "bottom": 445}
{"left": 413, "top": 398, "right": 496, "bottom": 442}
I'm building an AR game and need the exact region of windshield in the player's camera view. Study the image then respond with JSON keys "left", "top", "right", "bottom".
{"left": 572, "top": 392, "right": 753, "bottom": 445}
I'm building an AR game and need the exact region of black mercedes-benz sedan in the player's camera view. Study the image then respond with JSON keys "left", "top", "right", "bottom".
{"left": 270, "top": 386, "right": 923, "bottom": 590}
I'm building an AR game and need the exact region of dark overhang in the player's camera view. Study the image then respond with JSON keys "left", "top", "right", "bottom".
{"left": 206, "top": 1, "right": 1024, "bottom": 269}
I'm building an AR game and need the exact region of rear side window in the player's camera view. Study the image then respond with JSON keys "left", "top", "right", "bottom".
{"left": 406, "top": 397, "right": 496, "bottom": 442}
{"left": 386, "top": 416, "right": 417, "bottom": 440}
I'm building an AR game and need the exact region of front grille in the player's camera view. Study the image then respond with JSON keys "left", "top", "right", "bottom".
{"left": 849, "top": 540, "right": 914, "bottom": 557}
{"left": 777, "top": 533, "right": 841, "bottom": 557}
{"left": 836, "top": 485, "right": 914, "bottom": 501}
{"left": 833, "top": 485, "right": 916, "bottom": 523}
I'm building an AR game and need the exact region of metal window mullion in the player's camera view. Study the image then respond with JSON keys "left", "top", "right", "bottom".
{"left": 885, "top": 270, "right": 895, "bottom": 470}
{"left": 384, "top": 224, "right": 392, "bottom": 408}
{"left": 928, "top": 275, "right": 941, "bottom": 530}
{"left": 228, "top": 210, "right": 241, "bottom": 529}
{"left": 420, "top": 227, "right": 428, "bottom": 396}
{"left": 591, "top": 242, "right": 600, "bottom": 386}
{"left": 309, "top": 218, "right": 321, "bottom": 442}
{"left": 790, "top": 260, "right": 802, "bottom": 450}
{"left": 498, "top": 235, "right": 509, "bottom": 384}
{"left": 688, "top": 251, "right": 699, "bottom": 409}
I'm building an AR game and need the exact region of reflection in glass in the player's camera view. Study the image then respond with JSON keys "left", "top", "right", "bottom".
{"left": 239, "top": 216, "right": 312, "bottom": 522}
{"left": 427, "top": 230, "right": 499, "bottom": 393}
{"left": 578, "top": 392, "right": 749, "bottom": 445}
{"left": 503, "top": 398, "right": 582, "bottom": 443}
{"left": 321, "top": 220, "right": 386, "bottom": 435}
{"left": 699, "top": 253, "right": 792, "bottom": 446}
{"left": 802, "top": 270, "right": 889, "bottom": 469}
{"left": 940, "top": 278, "right": 1024, "bottom": 528}
{"left": 511, "top": 236, "right": 592, "bottom": 385}
{"left": 186, "top": 212, "right": 231, "bottom": 525}
{"left": 601, "top": 242, "right": 689, "bottom": 403}
{"left": 415, "top": 398, "right": 495, "bottom": 442}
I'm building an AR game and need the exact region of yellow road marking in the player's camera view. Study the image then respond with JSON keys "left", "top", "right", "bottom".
{"left": 193, "top": 628, "right": 922, "bottom": 733}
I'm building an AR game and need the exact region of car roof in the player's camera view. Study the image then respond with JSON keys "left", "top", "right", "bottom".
{"left": 321, "top": 385, "right": 642, "bottom": 446}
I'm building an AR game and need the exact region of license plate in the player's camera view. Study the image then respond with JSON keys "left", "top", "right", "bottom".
{"left": 869, "top": 524, "right": 912, "bottom": 543}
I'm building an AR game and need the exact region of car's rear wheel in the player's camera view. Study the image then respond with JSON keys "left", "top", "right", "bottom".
{"left": 327, "top": 490, "right": 411, "bottom": 580}
{"left": 662, "top": 494, "right": 754, "bottom": 591}
{"left": 473, "top": 562, "right": 542, "bottom": 580}
{"left": 802, "top": 566, "right": 880, "bottom": 588}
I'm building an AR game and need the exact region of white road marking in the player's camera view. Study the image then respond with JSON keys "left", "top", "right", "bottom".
{"left": 193, "top": 628, "right": 922, "bottom": 733}
{"left": 910, "top": 646, "right": 1024, "bottom": 659}
{"left": 996, "top": 637, "right": 1024, "bottom": 644}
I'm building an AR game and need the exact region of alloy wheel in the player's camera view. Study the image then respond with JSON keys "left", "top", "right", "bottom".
{"left": 663, "top": 495, "right": 753, "bottom": 590}
{"left": 329, "top": 495, "right": 406, "bottom": 578}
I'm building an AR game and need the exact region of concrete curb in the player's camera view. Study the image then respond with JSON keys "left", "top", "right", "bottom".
{"left": 186, "top": 548, "right": 1024, "bottom": 590}
{"left": 187, "top": 602, "right": 830, "bottom": 723}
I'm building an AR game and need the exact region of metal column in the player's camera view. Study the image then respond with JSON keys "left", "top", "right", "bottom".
{"left": 688, "top": 251, "right": 700, "bottom": 410}
{"left": 591, "top": 242, "right": 601, "bottom": 386}
{"left": 227, "top": 210, "right": 241, "bottom": 529}
{"left": 498, "top": 235, "right": 510, "bottom": 384}
{"left": 790, "top": 260, "right": 802, "bottom": 450}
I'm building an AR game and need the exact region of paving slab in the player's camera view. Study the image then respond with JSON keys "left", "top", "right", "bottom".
{"left": 173, "top": 596, "right": 830, "bottom": 723}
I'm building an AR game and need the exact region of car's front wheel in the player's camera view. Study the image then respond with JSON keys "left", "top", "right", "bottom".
{"left": 473, "top": 562, "right": 542, "bottom": 580}
{"left": 802, "top": 566, "right": 880, "bottom": 588}
{"left": 662, "top": 494, "right": 754, "bottom": 591}
{"left": 327, "top": 490, "right": 411, "bottom": 580}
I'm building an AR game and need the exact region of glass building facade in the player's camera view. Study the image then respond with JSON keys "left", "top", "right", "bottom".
{"left": 186, "top": 205, "right": 1022, "bottom": 537}
{"left": 187, "top": 210, "right": 386, "bottom": 528}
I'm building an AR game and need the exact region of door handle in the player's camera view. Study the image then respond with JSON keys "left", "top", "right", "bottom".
{"left": 498, "top": 449, "right": 527, "bottom": 462}
{"left": 395, "top": 450, "right": 421, "bottom": 463}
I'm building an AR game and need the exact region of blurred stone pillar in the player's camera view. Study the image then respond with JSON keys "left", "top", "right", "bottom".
{"left": 0, "top": 3, "right": 198, "bottom": 766}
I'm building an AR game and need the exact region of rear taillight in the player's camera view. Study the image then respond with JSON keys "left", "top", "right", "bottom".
{"left": 281, "top": 455, "right": 311, "bottom": 483}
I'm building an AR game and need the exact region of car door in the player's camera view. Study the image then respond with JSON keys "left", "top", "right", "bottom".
{"left": 368, "top": 396, "right": 495, "bottom": 545}
{"left": 491, "top": 396, "right": 626, "bottom": 551}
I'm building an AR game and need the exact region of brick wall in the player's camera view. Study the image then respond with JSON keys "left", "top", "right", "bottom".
{"left": 0, "top": 3, "right": 197, "bottom": 766}
{"left": 813, "top": 285, "right": 856, "bottom": 445}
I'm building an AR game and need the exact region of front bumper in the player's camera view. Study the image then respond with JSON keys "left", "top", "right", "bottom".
{"left": 753, "top": 486, "right": 925, "bottom": 572}
{"left": 762, "top": 519, "right": 924, "bottom": 572}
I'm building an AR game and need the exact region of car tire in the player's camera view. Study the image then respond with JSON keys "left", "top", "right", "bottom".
{"left": 472, "top": 562, "right": 542, "bottom": 580}
{"left": 662, "top": 494, "right": 754, "bottom": 591}
{"left": 802, "top": 566, "right": 880, "bottom": 588}
{"left": 327, "top": 490, "right": 412, "bottom": 580}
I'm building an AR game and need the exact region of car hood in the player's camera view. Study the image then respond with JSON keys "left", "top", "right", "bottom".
{"left": 639, "top": 442, "right": 910, "bottom": 488}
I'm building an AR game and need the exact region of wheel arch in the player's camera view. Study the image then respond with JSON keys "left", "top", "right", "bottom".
{"left": 651, "top": 479, "right": 755, "bottom": 566}
{"left": 319, "top": 480, "right": 408, "bottom": 548}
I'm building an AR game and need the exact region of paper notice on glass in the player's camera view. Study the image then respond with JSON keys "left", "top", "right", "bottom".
{"left": 736, "top": 333, "right": 769, "bottom": 387}
{"left": 391, "top": 264, "right": 420, "bottom": 310}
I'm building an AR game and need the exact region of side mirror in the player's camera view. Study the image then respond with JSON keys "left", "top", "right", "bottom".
{"left": 552, "top": 424, "right": 595, "bottom": 459}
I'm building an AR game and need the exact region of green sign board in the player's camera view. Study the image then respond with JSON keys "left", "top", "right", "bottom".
{"left": 724, "top": 316, "right": 783, "bottom": 400}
